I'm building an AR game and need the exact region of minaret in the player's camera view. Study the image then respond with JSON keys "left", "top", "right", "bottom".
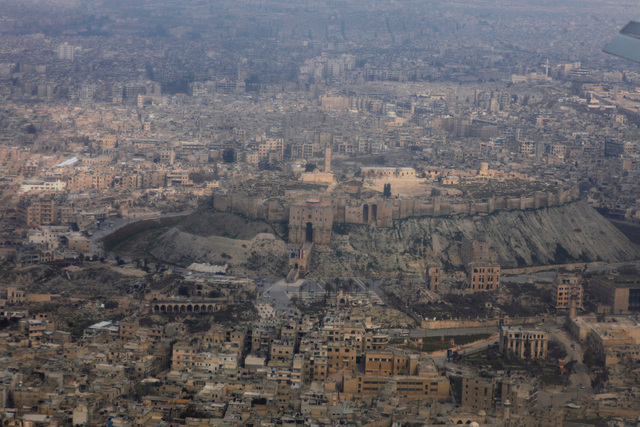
{"left": 544, "top": 58, "right": 549, "bottom": 79}
{"left": 324, "top": 145, "right": 332, "bottom": 172}
{"left": 503, "top": 399, "right": 511, "bottom": 425}
{"left": 569, "top": 290, "right": 578, "bottom": 319}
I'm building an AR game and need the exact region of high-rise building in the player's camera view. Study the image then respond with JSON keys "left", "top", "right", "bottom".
{"left": 18, "top": 197, "right": 56, "bottom": 228}
{"left": 467, "top": 263, "right": 501, "bottom": 292}
{"left": 57, "top": 43, "right": 74, "bottom": 61}
{"left": 591, "top": 275, "right": 640, "bottom": 314}
{"left": 604, "top": 140, "right": 636, "bottom": 158}
{"left": 555, "top": 273, "right": 584, "bottom": 313}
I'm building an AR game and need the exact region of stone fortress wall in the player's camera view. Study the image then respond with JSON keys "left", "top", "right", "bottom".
{"left": 212, "top": 186, "right": 581, "bottom": 230}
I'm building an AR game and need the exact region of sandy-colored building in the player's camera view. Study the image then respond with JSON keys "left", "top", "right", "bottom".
{"left": 467, "top": 263, "right": 500, "bottom": 292}
{"left": 18, "top": 197, "right": 56, "bottom": 228}
{"left": 327, "top": 342, "right": 357, "bottom": 374}
{"left": 344, "top": 359, "right": 448, "bottom": 401}
{"left": 555, "top": 273, "right": 583, "bottom": 311}
{"left": 571, "top": 316, "right": 640, "bottom": 366}
{"left": 499, "top": 326, "right": 548, "bottom": 359}
{"left": 288, "top": 199, "right": 334, "bottom": 245}
{"left": 360, "top": 167, "right": 416, "bottom": 180}
{"left": 587, "top": 326, "right": 639, "bottom": 366}
{"left": 462, "top": 376, "right": 536, "bottom": 415}
{"left": 364, "top": 350, "right": 418, "bottom": 376}
{"left": 590, "top": 275, "right": 640, "bottom": 314}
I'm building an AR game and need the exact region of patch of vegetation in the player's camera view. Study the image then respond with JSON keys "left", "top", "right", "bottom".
{"left": 547, "top": 339, "right": 567, "bottom": 360}
{"left": 65, "top": 312, "right": 101, "bottom": 340}
{"left": 0, "top": 317, "right": 18, "bottom": 331}
{"left": 211, "top": 303, "right": 258, "bottom": 323}
{"left": 138, "top": 316, "right": 162, "bottom": 328}
{"left": 333, "top": 222, "right": 351, "bottom": 235}
{"left": 295, "top": 303, "right": 327, "bottom": 318}
{"left": 441, "top": 259, "right": 457, "bottom": 273}
{"left": 184, "top": 317, "right": 212, "bottom": 334}
{"left": 130, "top": 382, "right": 160, "bottom": 401}
{"left": 464, "top": 345, "right": 570, "bottom": 387}
{"left": 180, "top": 404, "right": 211, "bottom": 419}
{"left": 582, "top": 347, "right": 605, "bottom": 369}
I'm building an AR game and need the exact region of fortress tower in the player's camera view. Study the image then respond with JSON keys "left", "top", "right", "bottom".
{"left": 288, "top": 199, "right": 334, "bottom": 245}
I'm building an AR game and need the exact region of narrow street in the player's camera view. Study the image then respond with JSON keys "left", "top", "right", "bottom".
{"left": 536, "top": 327, "right": 593, "bottom": 410}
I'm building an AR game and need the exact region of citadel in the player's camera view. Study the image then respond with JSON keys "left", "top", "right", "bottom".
{"left": 211, "top": 150, "right": 581, "bottom": 247}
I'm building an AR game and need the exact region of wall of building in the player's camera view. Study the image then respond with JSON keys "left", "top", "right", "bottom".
{"left": 211, "top": 188, "right": 580, "bottom": 245}
{"left": 420, "top": 314, "right": 547, "bottom": 330}
{"left": 288, "top": 201, "right": 334, "bottom": 245}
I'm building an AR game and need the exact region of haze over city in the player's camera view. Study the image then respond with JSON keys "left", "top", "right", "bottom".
{"left": 0, "top": 0, "right": 639, "bottom": 425}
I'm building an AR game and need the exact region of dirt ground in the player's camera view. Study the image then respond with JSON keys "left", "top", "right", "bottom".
{"left": 348, "top": 304, "right": 416, "bottom": 328}
{"left": 382, "top": 279, "right": 555, "bottom": 321}
{"left": 0, "top": 262, "right": 142, "bottom": 297}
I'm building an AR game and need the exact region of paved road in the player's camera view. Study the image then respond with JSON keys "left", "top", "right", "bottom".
{"left": 536, "top": 328, "right": 593, "bottom": 410}
{"left": 504, "top": 261, "right": 639, "bottom": 284}
{"left": 260, "top": 279, "right": 304, "bottom": 311}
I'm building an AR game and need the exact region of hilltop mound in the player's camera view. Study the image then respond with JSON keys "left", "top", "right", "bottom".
{"left": 175, "top": 208, "right": 287, "bottom": 240}
{"left": 313, "top": 200, "right": 639, "bottom": 277}
{"left": 149, "top": 227, "right": 290, "bottom": 277}
{"left": 144, "top": 200, "right": 639, "bottom": 278}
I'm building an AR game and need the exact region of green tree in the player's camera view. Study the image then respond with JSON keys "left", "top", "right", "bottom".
{"left": 325, "top": 282, "right": 334, "bottom": 296}
{"left": 383, "top": 183, "right": 391, "bottom": 198}
{"left": 104, "top": 300, "right": 119, "bottom": 310}
{"left": 222, "top": 148, "right": 236, "bottom": 163}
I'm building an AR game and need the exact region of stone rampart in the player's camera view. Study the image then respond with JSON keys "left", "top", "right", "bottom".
{"left": 211, "top": 187, "right": 580, "bottom": 229}
{"left": 212, "top": 194, "right": 288, "bottom": 222}
{"left": 420, "top": 314, "right": 547, "bottom": 330}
